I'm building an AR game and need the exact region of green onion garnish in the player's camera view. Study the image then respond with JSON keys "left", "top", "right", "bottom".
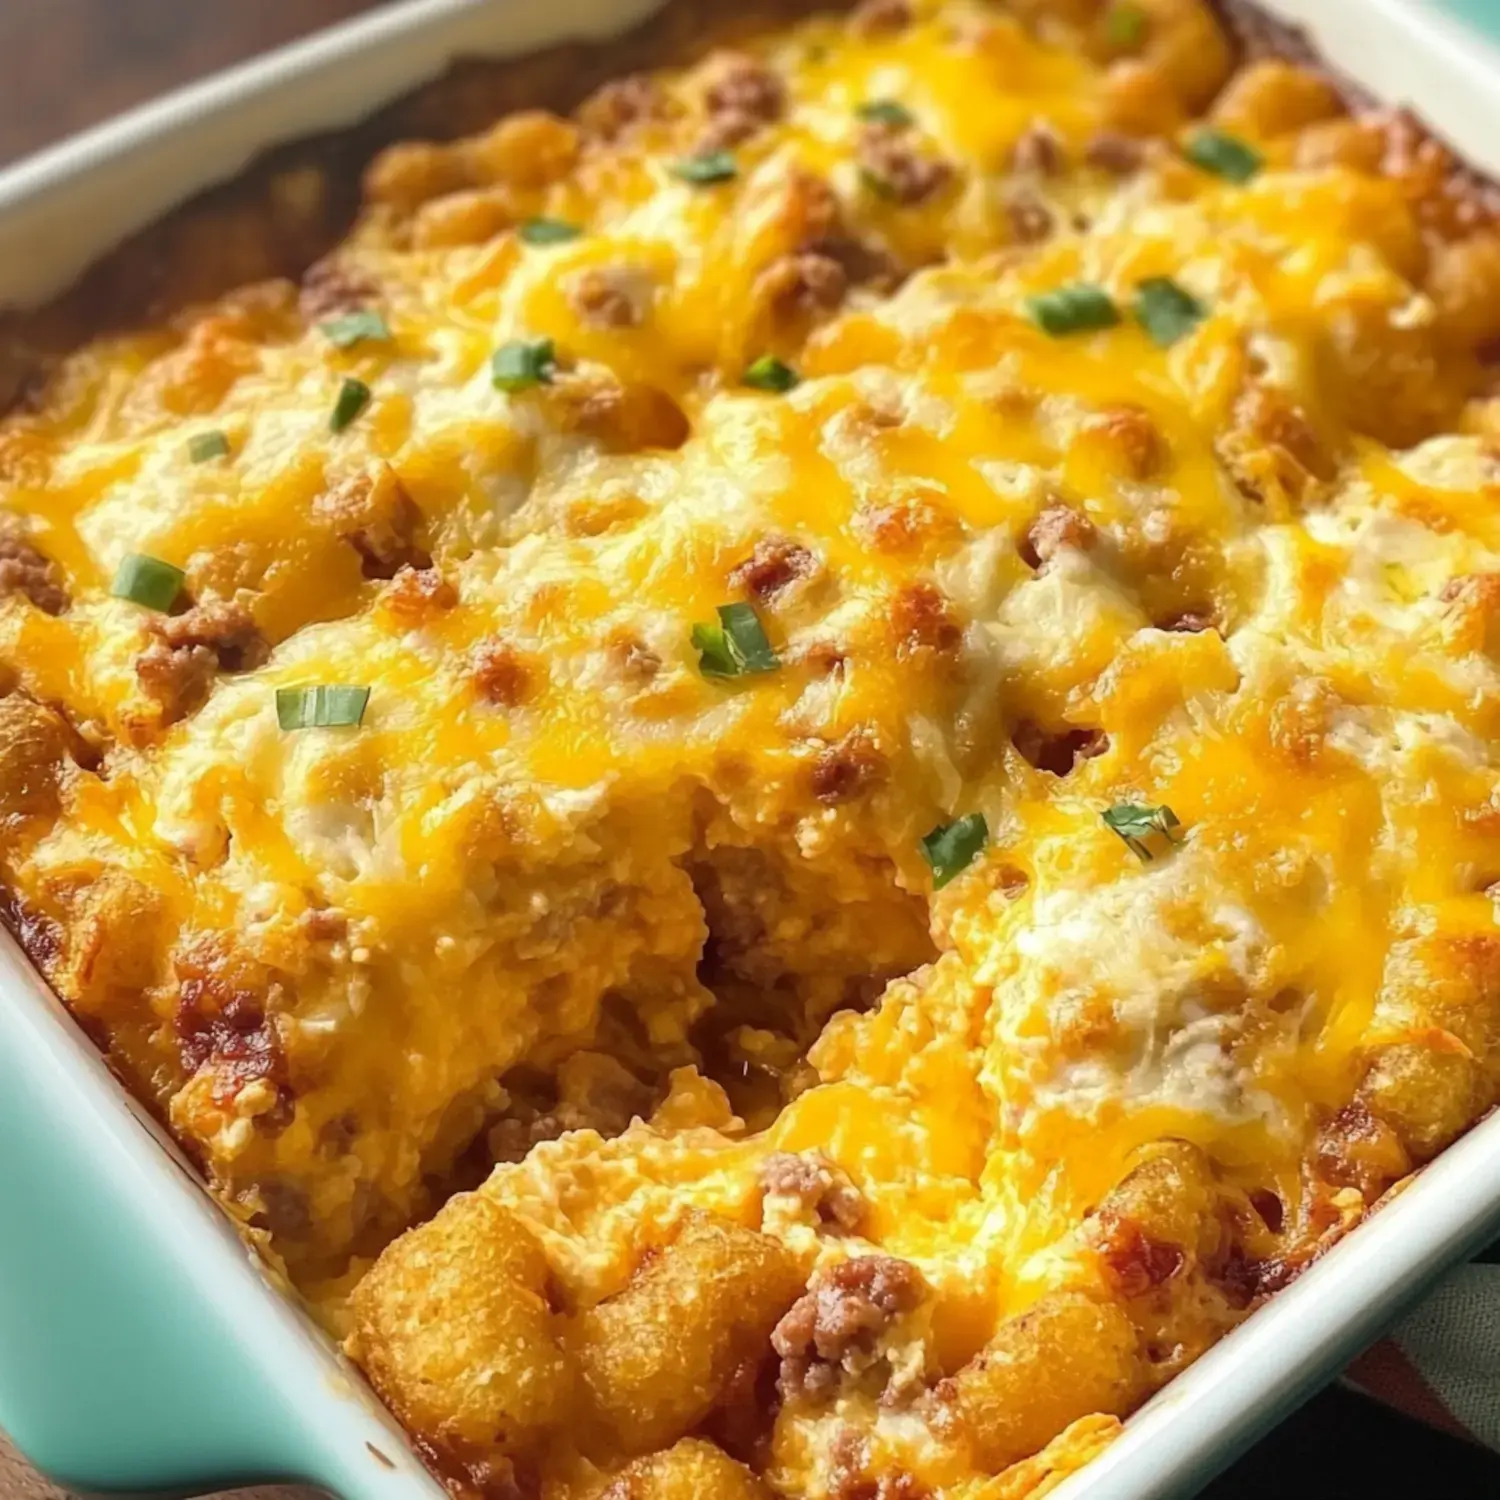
{"left": 111, "top": 553, "right": 185, "bottom": 613}
{"left": 857, "top": 99, "right": 915, "bottom": 128}
{"left": 1133, "top": 277, "right": 1207, "bottom": 347}
{"left": 1103, "top": 802, "right": 1183, "bottom": 861}
{"left": 330, "top": 377, "right": 372, "bottom": 433}
{"left": 742, "top": 356, "right": 801, "bottom": 393}
{"left": 920, "top": 813, "right": 989, "bottom": 889}
{"left": 491, "top": 338, "right": 557, "bottom": 393}
{"left": 1027, "top": 283, "right": 1120, "bottom": 336}
{"left": 187, "top": 430, "right": 230, "bottom": 464}
{"left": 518, "top": 216, "right": 583, "bottom": 245}
{"left": 1105, "top": 2, "right": 1147, "bottom": 47}
{"left": 671, "top": 150, "right": 738, "bottom": 185}
{"left": 1183, "top": 128, "right": 1263, "bottom": 183}
{"left": 693, "top": 602, "right": 779, "bottom": 679}
{"left": 320, "top": 309, "right": 390, "bottom": 349}
{"left": 275, "top": 685, "right": 371, "bottom": 731}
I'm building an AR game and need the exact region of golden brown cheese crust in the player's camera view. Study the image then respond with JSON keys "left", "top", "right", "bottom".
{"left": 4, "top": 0, "right": 1500, "bottom": 1495}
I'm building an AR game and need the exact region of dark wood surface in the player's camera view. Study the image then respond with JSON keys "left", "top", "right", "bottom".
{"left": 0, "top": 4, "right": 1496, "bottom": 1498}
{"left": 0, "top": 0, "right": 390, "bottom": 166}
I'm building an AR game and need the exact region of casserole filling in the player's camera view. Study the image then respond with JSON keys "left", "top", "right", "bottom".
{"left": 3, "top": 0, "right": 1500, "bottom": 1495}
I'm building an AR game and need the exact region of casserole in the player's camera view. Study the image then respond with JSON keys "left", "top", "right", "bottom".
{"left": 3, "top": 1, "right": 1500, "bottom": 1497}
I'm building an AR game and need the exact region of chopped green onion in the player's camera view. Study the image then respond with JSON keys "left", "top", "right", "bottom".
{"left": 320, "top": 309, "right": 390, "bottom": 349}
{"left": 275, "top": 685, "right": 371, "bottom": 731}
{"left": 491, "top": 338, "right": 557, "bottom": 393}
{"left": 1027, "top": 283, "right": 1120, "bottom": 336}
{"left": 1183, "top": 128, "right": 1263, "bottom": 183}
{"left": 857, "top": 99, "right": 915, "bottom": 128}
{"left": 1104, "top": 2, "right": 1148, "bottom": 48}
{"left": 692, "top": 623, "right": 738, "bottom": 679}
{"left": 187, "top": 430, "right": 230, "bottom": 464}
{"left": 329, "top": 377, "right": 372, "bottom": 432}
{"left": 693, "top": 602, "right": 779, "bottom": 680}
{"left": 111, "top": 553, "right": 184, "bottom": 613}
{"left": 518, "top": 216, "right": 583, "bottom": 245}
{"left": 742, "top": 356, "right": 801, "bottom": 393}
{"left": 1103, "top": 802, "right": 1183, "bottom": 861}
{"left": 670, "top": 149, "right": 738, "bottom": 185}
{"left": 920, "top": 812, "right": 989, "bottom": 889}
{"left": 1133, "top": 276, "right": 1207, "bottom": 347}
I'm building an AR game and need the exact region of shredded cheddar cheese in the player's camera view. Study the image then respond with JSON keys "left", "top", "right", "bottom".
{"left": 3, "top": 1, "right": 1500, "bottom": 1496}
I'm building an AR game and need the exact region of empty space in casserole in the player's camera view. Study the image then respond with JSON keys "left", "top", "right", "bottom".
{"left": 4, "top": 1, "right": 1500, "bottom": 1498}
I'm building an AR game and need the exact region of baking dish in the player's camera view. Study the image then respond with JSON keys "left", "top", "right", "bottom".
{"left": 3, "top": 1, "right": 1500, "bottom": 1497}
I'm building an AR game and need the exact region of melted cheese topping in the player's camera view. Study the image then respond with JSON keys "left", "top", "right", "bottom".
{"left": 4, "top": 1, "right": 1500, "bottom": 1495}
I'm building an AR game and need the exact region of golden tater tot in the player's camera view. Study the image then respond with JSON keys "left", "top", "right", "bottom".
{"left": 938, "top": 1290, "right": 1142, "bottom": 1471}
{"left": 1211, "top": 60, "right": 1342, "bottom": 138}
{"left": 570, "top": 1214, "right": 803, "bottom": 1455}
{"left": 588, "top": 1439, "right": 771, "bottom": 1500}
{"left": 350, "top": 1193, "right": 573, "bottom": 1458}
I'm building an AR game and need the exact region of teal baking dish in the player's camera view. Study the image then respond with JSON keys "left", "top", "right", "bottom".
{"left": 3, "top": 2, "right": 1500, "bottom": 1497}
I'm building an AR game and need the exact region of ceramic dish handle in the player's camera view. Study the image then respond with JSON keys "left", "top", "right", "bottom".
{"left": 0, "top": 940, "right": 436, "bottom": 1500}
{"left": 0, "top": 991, "right": 315, "bottom": 1494}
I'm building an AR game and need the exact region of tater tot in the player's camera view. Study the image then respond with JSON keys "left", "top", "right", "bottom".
{"left": 1211, "top": 60, "right": 1343, "bottom": 139}
{"left": 0, "top": 696, "right": 71, "bottom": 837}
{"left": 1093, "top": 1140, "right": 1226, "bottom": 1266}
{"left": 362, "top": 140, "right": 469, "bottom": 212}
{"left": 1134, "top": 0, "right": 1233, "bottom": 110}
{"left": 939, "top": 1289, "right": 1143, "bottom": 1471}
{"left": 1377, "top": 934, "right": 1500, "bottom": 1065}
{"left": 350, "top": 1193, "right": 573, "bottom": 1457}
{"left": 589, "top": 1439, "right": 771, "bottom": 1500}
{"left": 1319, "top": 301, "right": 1470, "bottom": 449}
{"left": 411, "top": 189, "right": 515, "bottom": 250}
{"left": 1356, "top": 933, "right": 1500, "bottom": 1161}
{"left": 1361, "top": 1042, "right": 1488, "bottom": 1161}
{"left": 1099, "top": 60, "right": 1184, "bottom": 137}
{"left": 570, "top": 1213, "right": 804, "bottom": 1456}
{"left": 1294, "top": 116, "right": 1385, "bottom": 173}
{"left": 464, "top": 111, "right": 581, "bottom": 189}
{"left": 1427, "top": 233, "right": 1500, "bottom": 352}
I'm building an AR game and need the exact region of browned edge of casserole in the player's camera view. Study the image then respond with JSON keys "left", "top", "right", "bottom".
{"left": 3, "top": 0, "right": 1497, "bottom": 417}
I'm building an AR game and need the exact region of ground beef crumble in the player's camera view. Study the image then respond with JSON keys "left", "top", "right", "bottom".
{"left": 1006, "top": 192, "right": 1055, "bottom": 244}
{"left": 891, "top": 582, "right": 962, "bottom": 657}
{"left": 762, "top": 1150, "right": 866, "bottom": 1230}
{"left": 859, "top": 125, "right": 954, "bottom": 205}
{"left": 137, "top": 597, "right": 269, "bottom": 725}
{"left": 317, "top": 467, "right": 431, "bottom": 580}
{"left": 829, "top": 1429, "right": 932, "bottom": 1500}
{"left": 700, "top": 51, "right": 785, "bottom": 151}
{"left": 577, "top": 73, "right": 662, "bottom": 141}
{"left": 809, "top": 733, "right": 888, "bottom": 806}
{"left": 1011, "top": 122, "right": 1066, "bottom": 175}
{"left": 1085, "top": 130, "right": 1147, "bottom": 174}
{"left": 0, "top": 528, "right": 67, "bottom": 615}
{"left": 754, "top": 250, "right": 849, "bottom": 319}
{"left": 470, "top": 639, "right": 535, "bottom": 707}
{"left": 731, "top": 537, "right": 819, "bottom": 602}
{"left": 569, "top": 266, "right": 646, "bottom": 328}
{"left": 773, "top": 1255, "right": 926, "bottom": 1400}
{"left": 1020, "top": 503, "right": 1096, "bottom": 569}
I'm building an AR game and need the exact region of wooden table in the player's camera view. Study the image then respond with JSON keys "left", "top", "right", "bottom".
{"left": 0, "top": 0, "right": 386, "bottom": 166}
{"left": 2, "top": 4, "right": 1500, "bottom": 1498}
